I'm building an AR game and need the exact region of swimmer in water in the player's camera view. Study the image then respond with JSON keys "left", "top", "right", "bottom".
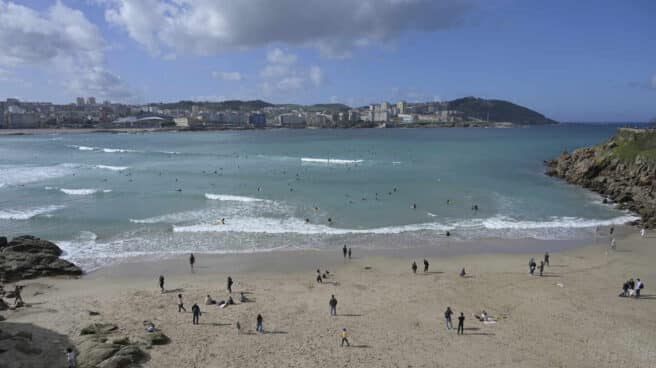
{"left": 413, "top": 203, "right": 417, "bottom": 210}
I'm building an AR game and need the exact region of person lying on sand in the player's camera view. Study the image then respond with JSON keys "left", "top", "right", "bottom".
{"left": 474, "top": 311, "right": 496, "bottom": 323}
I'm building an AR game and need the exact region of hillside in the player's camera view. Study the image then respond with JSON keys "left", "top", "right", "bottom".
{"left": 546, "top": 128, "right": 656, "bottom": 227}
{"left": 446, "top": 97, "right": 557, "bottom": 125}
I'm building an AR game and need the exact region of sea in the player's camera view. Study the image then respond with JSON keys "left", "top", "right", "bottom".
{"left": 0, "top": 125, "right": 640, "bottom": 270}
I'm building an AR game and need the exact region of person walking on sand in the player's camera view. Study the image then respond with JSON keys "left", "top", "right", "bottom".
{"left": 539, "top": 261, "right": 545, "bottom": 277}
{"left": 457, "top": 313, "right": 465, "bottom": 335}
{"left": 610, "top": 226, "right": 614, "bottom": 236}
{"left": 641, "top": 228, "right": 646, "bottom": 238}
{"left": 444, "top": 307, "right": 454, "bottom": 330}
{"left": 611, "top": 238, "right": 616, "bottom": 251}
{"left": 423, "top": 259, "right": 429, "bottom": 273}
{"left": 348, "top": 248, "right": 352, "bottom": 260}
{"left": 340, "top": 328, "right": 350, "bottom": 347}
{"left": 544, "top": 252, "right": 550, "bottom": 266}
{"left": 236, "top": 321, "right": 241, "bottom": 335}
{"left": 191, "top": 303, "right": 201, "bottom": 325}
{"left": 189, "top": 253, "right": 195, "bottom": 272}
{"left": 256, "top": 314, "right": 264, "bottom": 333}
{"left": 227, "top": 276, "right": 234, "bottom": 293}
{"left": 317, "top": 271, "right": 323, "bottom": 284}
{"left": 343, "top": 244, "right": 347, "bottom": 259}
{"left": 158, "top": 275, "right": 165, "bottom": 293}
{"left": 177, "top": 293, "right": 186, "bottom": 312}
{"left": 529, "top": 258, "right": 536, "bottom": 275}
{"left": 412, "top": 261, "right": 418, "bottom": 274}
{"left": 329, "top": 295, "right": 338, "bottom": 316}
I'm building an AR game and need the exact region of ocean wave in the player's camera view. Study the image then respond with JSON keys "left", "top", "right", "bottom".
{"left": 0, "top": 164, "right": 76, "bottom": 187}
{"left": 480, "top": 215, "right": 640, "bottom": 230}
{"left": 0, "top": 205, "right": 65, "bottom": 220}
{"left": 173, "top": 217, "right": 453, "bottom": 235}
{"left": 172, "top": 214, "right": 639, "bottom": 237}
{"left": 67, "top": 145, "right": 136, "bottom": 153}
{"left": 301, "top": 157, "right": 364, "bottom": 165}
{"left": 60, "top": 188, "right": 111, "bottom": 195}
{"left": 94, "top": 165, "right": 129, "bottom": 171}
{"left": 204, "top": 193, "right": 269, "bottom": 202}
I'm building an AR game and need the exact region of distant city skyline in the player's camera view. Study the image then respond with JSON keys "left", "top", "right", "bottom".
{"left": 0, "top": 0, "right": 655, "bottom": 122}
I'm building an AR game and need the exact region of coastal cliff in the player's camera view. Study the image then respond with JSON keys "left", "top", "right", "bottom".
{"left": 545, "top": 128, "right": 656, "bottom": 228}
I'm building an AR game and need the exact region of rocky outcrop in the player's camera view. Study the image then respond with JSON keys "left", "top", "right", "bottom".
{"left": 546, "top": 128, "right": 656, "bottom": 228}
{"left": 75, "top": 322, "right": 170, "bottom": 368}
{"left": 0, "top": 235, "right": 82, "bottom": 282}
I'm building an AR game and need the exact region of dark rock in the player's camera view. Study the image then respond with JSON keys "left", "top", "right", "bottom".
{"left": 14, "top": 340, "right": 42, "bottom": 355}
{"left": 0, "top": 235, "right": 82, "bottom": 283}
{"left": 141, "top": 331, "right": 170, "bottom": 346}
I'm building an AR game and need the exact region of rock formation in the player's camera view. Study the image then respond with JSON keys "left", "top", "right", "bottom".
{"left": 0, "top": 235, "right": 82, "bottom": 282}
{"left": 546, "top": 128, "right": 656, "bottom": 228}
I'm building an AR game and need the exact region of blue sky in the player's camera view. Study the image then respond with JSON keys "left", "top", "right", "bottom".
{"left": 0, "top": 0, "right": 654, "bottom": 121}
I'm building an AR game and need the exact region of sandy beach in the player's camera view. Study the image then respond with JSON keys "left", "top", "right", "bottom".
{"left": 2, "top": 232, "right": 655, "bottom": 368}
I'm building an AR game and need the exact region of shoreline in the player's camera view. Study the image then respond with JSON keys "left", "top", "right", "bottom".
{"left": 77, "top": 228, "right": 628, "bottom": 277}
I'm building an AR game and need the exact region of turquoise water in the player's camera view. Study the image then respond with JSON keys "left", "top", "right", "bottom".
{"left": 0, "top": 126, "right": 637, "bottom": 269}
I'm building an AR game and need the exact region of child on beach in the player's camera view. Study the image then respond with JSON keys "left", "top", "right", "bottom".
{"left": 158, "top": 275, "right": 165, "bottom": 293}
{"left": 340, "top": 328, "right": 350, "bottom": 347}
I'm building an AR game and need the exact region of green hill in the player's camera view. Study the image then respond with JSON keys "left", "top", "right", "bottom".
{"left": 447, "top": 97, "right": 557, "bottom": 125}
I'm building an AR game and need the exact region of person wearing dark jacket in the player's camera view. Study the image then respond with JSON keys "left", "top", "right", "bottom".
{"left": 412, "top": 261, "right": 418, "bottom": 274}
{"left": 227, "top": 276, "right": 234, "bottom": 293}
{"left": 329, "top": 295, "right": 338, "bottom": 316}
{"left": 191, "top": 304, "right": 201, "bottom": 325}
{"left": 423, "top": 259, "right": 429, "bottom": 272}
{"left": 457, "top": 312, "right": 465, "bottom": 335}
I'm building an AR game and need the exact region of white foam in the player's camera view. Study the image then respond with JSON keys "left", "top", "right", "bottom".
{"left": 68, "top": 145, "right": 95, "bottom": 151}
{"left": 481, "top": 214, "right": 640, "bottom": 230}
{"left": 102, "top": 148, "right": 135, "bottom": 153}
{"left": 204, "top": 193, "right": 269, "bottom": 202}
{"left": 67, "top": 145, "right": 136, "bottom": 153}
{"left": 301, "top": 157, "right": 363, "bottom": 165}
{"left": 60, "top": 188, "right": 110, "bottom": 195}
{"left": 0, "top": 164, "right": 76, "bottom": 186}
{"left": 173, "top": 217, "right": 453, "bottom": 235}
{"left": 427, "top": 212, "right": 437, "bottom": 217}
{"left": 0, "top": 205, "right": 65, "bottom": 220}
{"left": 94, "top": 165, "right": 129, "bottom": 171}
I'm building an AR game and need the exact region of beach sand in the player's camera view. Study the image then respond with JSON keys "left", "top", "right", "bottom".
{"left": 2, "top": 232, "right": 655, "bottom": 367}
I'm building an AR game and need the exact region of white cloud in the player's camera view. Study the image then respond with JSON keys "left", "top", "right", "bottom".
{"left": 258, "top": 50, "right": 324, "bottom": 95}
{"left": 0, "top": 1, "right": 133, "bottom": 101}
{"left": 309, "top": 66, "right": 323, "bottom": 87}
{"left": 266, "top": 48, "right": 297, "bottom": 65}
{"left": 101, "top": 0, "right": 474, "bottom": 57}
{"left": 212, "top": 71, "right": 244, "bottom": 81}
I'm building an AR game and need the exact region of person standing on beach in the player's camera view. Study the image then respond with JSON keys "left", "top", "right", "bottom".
{"left": 539, "top": 261, "right": 545, "bottom": 277}
{"left": 191, "top": 303, "right": 201, "bottom": 325}
{"left": 316, "top": 270, "right": 323, "bottom": 284}
{"left": 177, "top": 293, "right": 186, "bottom": 312}
{"left": 611, "top": 238, "right": 616, "bottom": 251}
{"left": 529, "top": 258, "right": 536, "bottom": 275}
{"left": 423, "top": 259, "right": 429, "bottom": 273}
{"left": 635, "top": 278, "right": 644, "bottom": 298}
{"left": 544, "top": 252, "right": 550, "bottom": 266}
{"left": 236, "top": 321, "right": 241, "bottom": 335}
{"left": 343, "top": 244, "right": 347, "bottom": 259}
{"left": 412, "top": 261, "right": 418, "bottom": 274}
{"left": 329, "top": 295, "right": 338, "bottom": 316}
{"left": 340, "top": 328, "right": 350, "bottom": 347}
{"left": 189, "top": 253, "right": 195, "bottom": 272}
{"left": 457, "top": 313, "right": 465, "bottom": 335}
{"left": 158, "top": 275, "right": 165, "bottom": 293}
{"left": 348, "top": 248, "right": 352, "bottom": 260}
{"left": 641, "top": 228, "right": 646, "bottom": 238}
{"left": 227, "top": 276, "right": 234, "bottom": 293}
{"left": 610, "top": 226, "right": 614, "bottom": 236}
{"left": 66, "top": 347, "right": 76, "bottom": 368}
{"left": 444, "top": 307, "right": 454, "bottom": 330}
{"left": 256, "top": 314, "right": 264, "bottom": 333}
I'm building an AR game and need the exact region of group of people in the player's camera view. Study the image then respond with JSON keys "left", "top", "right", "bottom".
{"left": 443, "top": 307, "right": 466, "bottom": 335}
{"left": 620, "top": 278, "right": 645, "bottom": 298}
{"left": 529, "top": 252, "right": 549, "bottom": 276}
{"left": 342, "top": 244, "right": 352, "bottom": 260}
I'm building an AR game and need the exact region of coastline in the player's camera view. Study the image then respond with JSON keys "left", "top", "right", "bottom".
{"left": 3, "top": 230, "right": 655, "bottom": 367}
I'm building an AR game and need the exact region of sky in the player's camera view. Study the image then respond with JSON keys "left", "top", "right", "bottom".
{"left": 0, "top": 0, "right": 654, "bottom": 122}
